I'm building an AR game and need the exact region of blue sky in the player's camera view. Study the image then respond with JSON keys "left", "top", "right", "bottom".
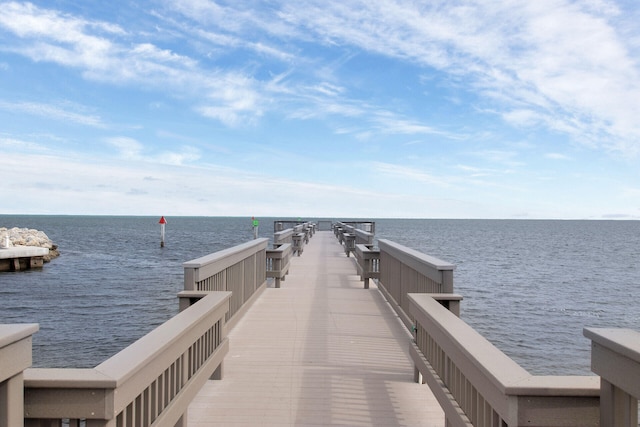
{"left": 1, "top": 0, "right": 640, "bottom": 218}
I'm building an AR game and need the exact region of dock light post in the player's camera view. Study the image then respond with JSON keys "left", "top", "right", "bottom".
{"left": 252, "top": 216, "right": 259, "bottom": 239}
{"left": 159, "top": 216, "right": 167, "bottom": 247}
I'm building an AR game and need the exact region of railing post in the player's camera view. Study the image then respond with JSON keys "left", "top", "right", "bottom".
{"left": 292, "top": 233, "right": 304, "bottom": 256}
{"left": 344, "top": 234, "right": 355, "bottom": 257}
{"left": 377, "top": 239, "right": 456, "bottom": 330}
{"left": 0, "top": 324, "right": 39, "bottom": 427}
{"left": 184, "top": 267, "right": 196, "bottom": 291}
{"left": 266, "top": 243, "right": 292, "bottom": 288}
{"left": 441, "top": 269, "right": 453, "bottom": 293}
{"left": 584, "top": 327, "right": 640, "bottom": 427}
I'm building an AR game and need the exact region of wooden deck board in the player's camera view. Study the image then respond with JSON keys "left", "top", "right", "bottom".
{"left": 188, "top": 231, "right": 444, "bottom": 426}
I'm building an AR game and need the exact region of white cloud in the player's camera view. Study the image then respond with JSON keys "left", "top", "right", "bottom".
{"left": 456, "top": 164, "right": 507, "bottom": 178}
{"left": 0, "top": 1, "right": 266, "bottom": 126}
{"left": 7, "top": 0, "right": 637, "bottom": 154}
{"left": 156, "top": 146, "right": 201, "bottom": 165}
{"left": 372, "top": 113, "right": 463, "bottom": 138}
{"left": 471, "top": 149, "right": 522, "bottom": 168}
{"left": 6, "top": 0, "right": 638, "bottom": 154}
{"left": 545, "top": 153, "right": 571, "bottom": 161}
{"left": 0, "top": 151, "right": 405, "bottom": 217}
{"left": 0, "top": 101, "right": 105, "bottom": 127}
{"left": 502, "top": 109, "right": 542, "bottom": 127}
{"left": 269, "top": 1, "right": 640, "bottom": 156}
{"left": 0, "top": 135, "right": 48, "bottom": 152}
{"left": 131, "top": 43, "right": 198, "bottom": 67}
{"left": 106, "top": 137, "right": 144, "bottom": 159}
{"left": 373, "top": 162, "right": 453, "bottom": 188}
{"left": 105, "top": 137, "right": 201, "bottom": 165}
{"left": 0, "top": 2, "right": 120, "bottom": 70}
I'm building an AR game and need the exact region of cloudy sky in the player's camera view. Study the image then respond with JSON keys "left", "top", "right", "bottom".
{"left": 1, "top": 0, "right": 639, "bottom": 218}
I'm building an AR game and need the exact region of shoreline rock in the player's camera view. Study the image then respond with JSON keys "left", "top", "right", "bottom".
{"left": 0, "top": 227, "right": 60, "bottom": 262}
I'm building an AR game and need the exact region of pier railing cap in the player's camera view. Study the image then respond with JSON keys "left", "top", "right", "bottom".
{"left": 410, "top": 294, "right": 599, "bottom": 398}
{"left": 378, "top": 239, "right": 455, "bottom": 270}
{"left": 95, "top": 291, "right": 231, "bottom": 385}
{"left": 183, "top": 238, "right": 268, "bottom": 268}
{"left": 583, "top": 327, "right": 640, "bottom": 364}
{"left": 0, "top": 323, "right": 39, "bottom": 348}
{"left": 24, "top": 368, "right": 117, "bottom": 388}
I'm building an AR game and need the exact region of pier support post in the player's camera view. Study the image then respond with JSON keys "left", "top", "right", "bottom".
{"left": 0, "top": 324, "right": 39, "bottom": 427}
{"left": 211, "top": 361, "right": 224, "bottom": 380}
{"left": 0, "top": 374, "right": 24, "bottom": 427}
{"left": 600, "top": 378, "right": 638, "bottom": 427}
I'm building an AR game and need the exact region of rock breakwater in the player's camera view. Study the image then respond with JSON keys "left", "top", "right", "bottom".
{"left": 0, "top": 227, "right": 60, "bottom": 262}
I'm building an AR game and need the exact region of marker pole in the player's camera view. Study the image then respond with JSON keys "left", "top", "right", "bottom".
{"left": 252, "top": 217, "right": 259, "bottom": 239}
{"left": 159, "top": 216, "right": 167, "bottom": 247}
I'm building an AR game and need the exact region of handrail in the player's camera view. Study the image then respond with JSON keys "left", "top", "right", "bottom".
{"left": 0, "top": 324, "right": 38, "bottom": 427}
{"left": 273, "top": 221, "right": 314, "bottom": 233}
{"left": 353, "top": 228, "right": 374, "bottom": 245}
{"left": 584, "top": 327, "right": 640, "bottom": 427}
{"left": 182, "top": 238, "right": 267, "bottom": 330}
{"left": 24, "top": 291, "right": 231, "bottom": 427}
{"left": 410, "top": 294, "right": 600, "bottom": 427}
{"left": 354, "top": 244, "right": 379, "bottom": 289}
{"left": 334, "top": 222, "right": 372, "bottom": 256}
{"left": 307, "top": 223, "right": 316, "bottom": 236}
{"left": 266, "top": 243, "right": 292, "bottom": 288}
{"left": 335, "top": 221, "right": 375, "bottom": 235}
{"left": 343, "top": 233, "right": 356, "bottom": 256}
{"left": 292, "top": 233, "right": 305, "bottom": 256}
{"left": 274, "top": 228, "right": 294, "bottom": 245}
{"left": 378, "top": 239, "right": 455, "bottom": 329}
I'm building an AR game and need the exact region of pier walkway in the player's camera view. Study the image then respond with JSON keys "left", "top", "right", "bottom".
{"left": 187, "top": 231, "right": 444, "bottom": 426}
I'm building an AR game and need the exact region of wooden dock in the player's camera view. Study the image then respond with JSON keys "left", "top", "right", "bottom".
{"left": 187, "top": 231, "right": 444, "bottom": 426}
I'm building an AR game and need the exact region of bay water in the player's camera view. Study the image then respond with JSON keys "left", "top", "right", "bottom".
{"left": 0, "top": 216, "right": 638, "bottom": 376}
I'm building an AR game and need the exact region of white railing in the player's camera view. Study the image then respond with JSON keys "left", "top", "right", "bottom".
{"left": 23, "top": 291, "right": 230, "bottom": 427}
{"left": 1, "top": 324, "right": 38, "bottom": 427}
{"left": 334, "top": 222, "right": 374, "bottom": 253}
{"left": 181, "top": 238, "right": 267, "bottom": 331}
{"left": 584, "top": 327, "right": 640, "bottom": 427}
{"left": 292, "top": 233, "right": 306, "bottom": 255}
{"left": 274, "top": 228, "right": 294, "bottom": 246}
{"left": 409, "top": 294, "right": 600, "bottom": 427}
{"left": 353, "top": 228, "right": 374, "bottom": 245}
{"left": 335, "top": 221, "right": 375, "bottom": 236}
{"left": 266, "top": 243, "right": 292, "bottom": 288}
{"left": 343, "top": 233, "right": 356, "bottom": 256}
{"left": 354, "top": 244, "right": 379, "bottom": 289}
{"left": 378, "top": 239, "right": 458, "bottom": 328}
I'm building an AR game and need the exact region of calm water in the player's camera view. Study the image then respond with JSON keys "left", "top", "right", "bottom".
{"left": 375, "top": 219, "right": 640, "bottom": 375}
{"left": 1, "top": 216, "right": 638, "bottom": 375}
